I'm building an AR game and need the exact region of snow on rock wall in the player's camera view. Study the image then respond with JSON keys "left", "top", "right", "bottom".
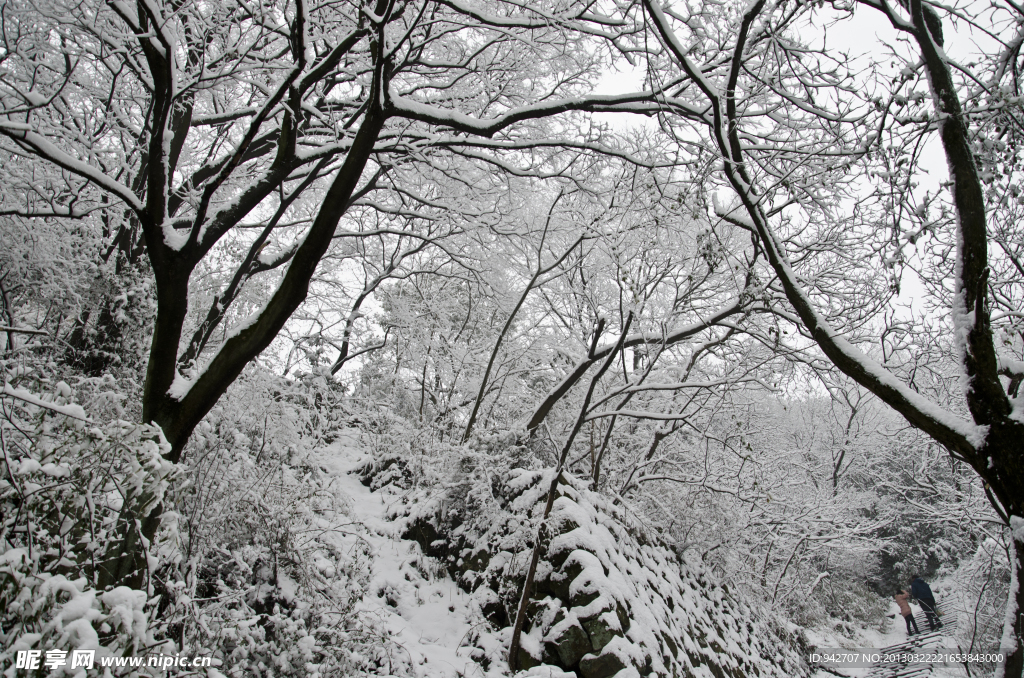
{"left": 365, "top": 457, "right": 808, "bottom": 678}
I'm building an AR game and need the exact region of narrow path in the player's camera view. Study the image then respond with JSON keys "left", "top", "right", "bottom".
{"left": 867, "top": 620, "right": 963, "bottom": 678}
{"left": 311, "top": 436, "right": 524, "bottom": 678}
{"left": 314, "top": 433, "right": 501, "bottom": 677}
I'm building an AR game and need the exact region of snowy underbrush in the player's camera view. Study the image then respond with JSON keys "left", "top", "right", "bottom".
{"left": 1, "top": 360, "right": 181, "bottom": 676}
{"left": 1, "top": 363, "right": 383, "bottom": 677}
{"left": 156, "top": 371, "right": 387, "bottom": 677}
{"left": 169, "top": 435, "right": 374, "bottom": 677}
{"left": 358, "top": 432, "right": 809, "bottom": 678}
{"left": 934, "top": 538, "right": 1010, "bottom": 663}
{"left": 787, "top": 572, "right": 889, "bottom": 636}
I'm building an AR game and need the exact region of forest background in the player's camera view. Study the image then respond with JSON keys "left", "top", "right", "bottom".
{"left": 0, "top": 0, "right": 1022, "bottom": 674}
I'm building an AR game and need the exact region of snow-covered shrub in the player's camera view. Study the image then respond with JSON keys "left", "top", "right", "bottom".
{"left": 873, "top": 498, "right": 980, "bottom": 593}
{"left": 789, "top": 577, "right": 888, "bottom": 634}
{"left": 1, "top": 550, "right": 170, "bottom": 677}
{"left": 165, "top": 370, "right": 378, "bottom": 677}
{"left": 63, "top": 261, "right": 157, "bottom": 377}
{"left": 1, "top": 362, "right": 183, "bottom": 674}
{"left": 0, "top": 217, "right": 104, "bottom": 358}
{"left": 941, "top": 537, "right": 1011, "bottom": 672}
{"left": 1, "top": 359, "right": 379, "bottom": 677}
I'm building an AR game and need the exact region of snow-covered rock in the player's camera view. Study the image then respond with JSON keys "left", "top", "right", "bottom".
{"left": 365, "top": 455, "right": 809, "bottom": 678}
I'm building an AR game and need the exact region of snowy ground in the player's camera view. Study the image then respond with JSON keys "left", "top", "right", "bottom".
{"left": 312, "top": 433, "right": 498, "bottom": 677}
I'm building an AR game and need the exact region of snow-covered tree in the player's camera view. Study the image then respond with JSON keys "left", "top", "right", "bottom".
{"left": 639, "top": 0, "right": 1024, "bottom": 672}
{"left": 0, "top": 0, "right": 659, "bottom": 588}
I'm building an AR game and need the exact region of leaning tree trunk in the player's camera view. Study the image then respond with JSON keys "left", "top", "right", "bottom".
{"left": 640, "top": 0, "right": 1024, "bottom": 674}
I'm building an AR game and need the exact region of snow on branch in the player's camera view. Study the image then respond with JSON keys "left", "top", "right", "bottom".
{"left": 390, "top": 92, "right": 666, "bottom": 138}
{"left": 0, "top": 124, "right": 143, "bottom": 213}
{"left": 2, "top": 383, "right": 89, "bottom": 421}
{"left": 435, "top": 0, "right": 625, "bottom": 33}
{"left": 525, "top": 299, "right": 747, "bottom": 430}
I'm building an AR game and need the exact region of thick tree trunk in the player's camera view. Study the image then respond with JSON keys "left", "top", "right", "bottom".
{"left": 988, "top": 425, "right": 1024, "bottom": 676}
{"left": 96, "top": 102, "right": 389, "bottom": 591}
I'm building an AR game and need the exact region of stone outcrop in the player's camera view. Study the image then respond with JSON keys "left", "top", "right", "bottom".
{"left": 370, "top": 459, "right": 807, "bottom": 678}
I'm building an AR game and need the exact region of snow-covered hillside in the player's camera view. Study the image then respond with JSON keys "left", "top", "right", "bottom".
{"left": 315, "top": 431, "right": 809, "bottom": 678}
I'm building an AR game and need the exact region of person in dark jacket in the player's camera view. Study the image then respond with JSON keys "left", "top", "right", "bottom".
{"left": 895, "top": 589, "right": 920, "bottom": 635}
{"left": 910, "top": 575, "right": 942, "bottom": 631}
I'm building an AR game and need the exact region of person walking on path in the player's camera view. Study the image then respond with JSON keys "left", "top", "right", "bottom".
{"left": 910, "top": 575, "right": 942, "bottom": 631}
{"left": 895, "top": 589, "right": 920, "bottom": 636}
